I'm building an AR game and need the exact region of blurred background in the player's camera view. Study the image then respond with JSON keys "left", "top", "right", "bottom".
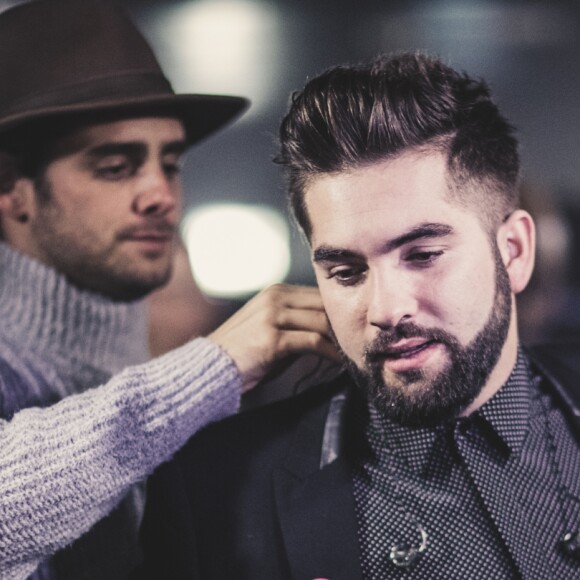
{"left": 5, "top": 0, "right": 580, "bottom": 358}
{"left": 134, "top": 0, "right": 580, "bottom": 354}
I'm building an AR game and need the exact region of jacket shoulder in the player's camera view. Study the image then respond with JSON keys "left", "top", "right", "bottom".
{"left": 528, "top": 341, "right": 580, "bottom": 368}
{"left": 527, "top": 341, "right": 580, "bottom": 421}
{"left": 139, "top": 375, "right": 351, "bottom": 580}
{"left": 175, "top": 374, "right": 348, "bottom": 472}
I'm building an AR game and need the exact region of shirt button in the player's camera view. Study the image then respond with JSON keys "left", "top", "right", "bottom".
{"left": 457, "top": 419, "right": 471, "bottom": 436}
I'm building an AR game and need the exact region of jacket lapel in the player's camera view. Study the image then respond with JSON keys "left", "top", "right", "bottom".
{"left": 273, "top": 384, "right": 363, "bottom": 580}
{"left": 273, "top": 457, "right": 362, "bottom": 580}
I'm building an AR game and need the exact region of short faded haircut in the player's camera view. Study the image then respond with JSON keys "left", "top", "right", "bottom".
{"left": 276, "top": 52, "right": 520, "bottom": 240}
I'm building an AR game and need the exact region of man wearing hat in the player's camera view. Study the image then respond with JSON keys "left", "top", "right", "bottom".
{"left": 0, "top": 0, "right": 337, "bottom": 578}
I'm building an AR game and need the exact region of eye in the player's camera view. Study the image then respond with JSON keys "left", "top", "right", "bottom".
{"left": 162, "top": 154, "right": 183, "bottom": 180}
{"left": 94, "top": 158, "right": 134, "bottom": 180}
{"left": 405, "top": 249, "right": 444, "bottom": 266}
{"left": 327, "top": 264, "right": 367, "bottom": 286}
{"left": 162, "top": 161, "right": 182, "bottom": 180}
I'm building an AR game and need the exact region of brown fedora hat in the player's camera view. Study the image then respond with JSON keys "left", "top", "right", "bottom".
{"left": 0, "top": 0, "right": 249, "bottom": 146}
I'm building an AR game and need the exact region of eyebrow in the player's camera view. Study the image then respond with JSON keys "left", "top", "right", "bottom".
{"left": 162, "top": 141, "right": 188, "bottom": 156}
{"left": 385, "top": 222, "right": 453, "bottom": 252}
{"left": 312, "top": 222, "right": 454, "bottom": 263}
{"left": 85, "top": 140, "right": 187, "bottom": 159}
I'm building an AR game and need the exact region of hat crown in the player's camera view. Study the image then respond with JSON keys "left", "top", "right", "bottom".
{"left": 0, "top": 0, "right": 249, "bottom": 147}
{"left": 0, "top": 0, "right": 168, "bottom": 113}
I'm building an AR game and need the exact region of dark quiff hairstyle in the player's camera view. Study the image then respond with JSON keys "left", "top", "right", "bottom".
{"left": 276, "top": 52, "right": 520, "bottom": 240}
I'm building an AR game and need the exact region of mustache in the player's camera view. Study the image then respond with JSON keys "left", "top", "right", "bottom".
{"left": 117, "top": 222, "right": 177, "bottom": 240}
{"left": 364, "top": 322, "right": 458, "bottom": 363}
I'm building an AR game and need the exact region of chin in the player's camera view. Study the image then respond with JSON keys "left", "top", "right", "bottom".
{"left": 100, "top": 268, "right": 174, "bottom": 302}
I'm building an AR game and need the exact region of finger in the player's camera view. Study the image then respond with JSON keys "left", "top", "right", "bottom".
{"left": 223, "top": 288, "right": 326, "bottom": 333}
{"left": 275, "top": 330, "right": 341, "bottom": 362}
{"left": 258, "top": 284, "right": 325, "bottom": 311}
{"left": 273, "top": 309, "right": 331, "bottom": 335}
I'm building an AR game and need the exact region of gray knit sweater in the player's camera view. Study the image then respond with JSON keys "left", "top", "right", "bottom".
{"left": 0, "top": 243, "right": 241, "bottom": 579}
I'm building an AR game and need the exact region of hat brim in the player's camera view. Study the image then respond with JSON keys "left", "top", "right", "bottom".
{"left": 0, "top": 93, "right": 250, "bottom": 147}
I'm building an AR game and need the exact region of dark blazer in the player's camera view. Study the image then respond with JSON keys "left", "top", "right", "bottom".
{"left": 136, "top": 343, "right": 580, "bottom": 580}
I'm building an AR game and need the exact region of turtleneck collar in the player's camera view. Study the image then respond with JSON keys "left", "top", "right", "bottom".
{"left": 0, "top": 243, "right": 150, "bottom": 375}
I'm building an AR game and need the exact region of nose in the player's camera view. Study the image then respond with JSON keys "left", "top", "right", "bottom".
{"left": 132, "top": 166, "right": 179, "bottom": 218}
{"left": 367, "top": 268, "right": 417, "bottom": 330}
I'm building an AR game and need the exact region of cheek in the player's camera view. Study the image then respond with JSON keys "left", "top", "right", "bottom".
{"left": 174, "top": 192, "right": 183, "bottom": 216}
{"left": 316, "top": 278, "right": 367, "bottom": 359}
{"left": 434, "top": 260, "right": 496, "bottom": 339}
{"left": 76, "top": 198, "right": 128, "bottom": 237}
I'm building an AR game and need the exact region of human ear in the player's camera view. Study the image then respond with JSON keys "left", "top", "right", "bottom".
{"left": 496, "top": 209, "right": 536, "bottom": 294}
{"left": 0, "top": 177, "right": 36, "bottom": 232}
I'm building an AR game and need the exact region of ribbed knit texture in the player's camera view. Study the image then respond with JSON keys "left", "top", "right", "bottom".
{"left": 0, "top": 244, "right": 241, "bottom": 579}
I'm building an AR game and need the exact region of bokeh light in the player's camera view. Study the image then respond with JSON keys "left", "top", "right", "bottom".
{"left": 182, "top": 203, "right": 291, "bottom": 298}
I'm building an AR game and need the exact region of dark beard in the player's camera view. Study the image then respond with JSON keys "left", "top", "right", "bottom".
{"left": 341, "top": 248, "right": 512, "bottom": 427}
{"left": 32, "top": 178, "right": 174, "bottom": 302}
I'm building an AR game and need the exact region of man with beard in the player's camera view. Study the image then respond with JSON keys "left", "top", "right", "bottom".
{"left": 0, "top": 1, "right": 338, "bottom": 578}
{"left": 138, "top": 53, "right": 580, "bottom": 579}
{"left": 343, "top": 243, "right": 513, "bottom": 428}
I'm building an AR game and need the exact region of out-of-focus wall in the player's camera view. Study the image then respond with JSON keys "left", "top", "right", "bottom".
{"left": 125, "top": 0, "right": 580, "bottom": 346}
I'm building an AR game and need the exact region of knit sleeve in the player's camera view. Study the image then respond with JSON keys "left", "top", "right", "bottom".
{"left": 0, "top": 337, "right": 241, "bottom": 580}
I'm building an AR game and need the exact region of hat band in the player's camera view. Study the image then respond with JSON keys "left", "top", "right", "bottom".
{"left": 2, "top": 72, "right": 174, "bottom": 118}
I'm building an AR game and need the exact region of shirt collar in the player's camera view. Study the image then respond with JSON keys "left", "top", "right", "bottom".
{"left": 476, "top": 346, "right": 534, "bottom": 457}
{"left": 363, "top": 346, "right": 535, "bottom": 473}
{"left": 365, "top": 403, "right": 443, "bottom": 474}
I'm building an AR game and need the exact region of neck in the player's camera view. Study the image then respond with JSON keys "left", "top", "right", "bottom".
{"left": 0, "top": 243, "right": 150, "bottom": 374}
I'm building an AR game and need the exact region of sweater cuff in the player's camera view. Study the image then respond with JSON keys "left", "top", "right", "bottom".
{"left": 142, "top": 336, "right": 242, "bottom": 428}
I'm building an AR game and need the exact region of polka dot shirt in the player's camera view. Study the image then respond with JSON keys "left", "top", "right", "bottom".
{"left": 352, "top": 348, "right": 580, "bottom": 579}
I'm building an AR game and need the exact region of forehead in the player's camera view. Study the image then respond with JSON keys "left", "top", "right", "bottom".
{"left": 304, "top": 151, "right": 484, "bottom": 249}
{"left": 54, "top": 116, "right": 187, "bottom": 155}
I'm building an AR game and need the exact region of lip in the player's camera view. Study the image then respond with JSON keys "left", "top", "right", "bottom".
{"left": 126, "top": 232, "right": 174, "bottom": 242}
{"left": 372, "top": 339, "right": 442, "bottom": 373}
{"left": 382, "top": 338, "right": 432, "bottom": 356}
{"left": 123, "top": 230, "right": 175, "bottom": 253}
